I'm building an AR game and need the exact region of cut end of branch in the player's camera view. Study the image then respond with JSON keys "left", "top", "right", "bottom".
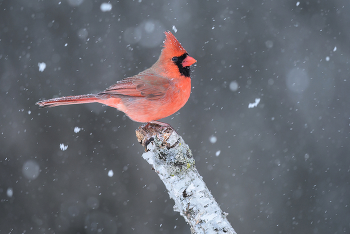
{"left": 136, "top": 123, "right": 175, "bottom": 149}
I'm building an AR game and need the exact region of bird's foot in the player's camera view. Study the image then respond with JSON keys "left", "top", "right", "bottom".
{"left": 136, "top": 121, "right": 176, "bottom": 149}
{"left": 149, "top": 121, "right": 172, "bottom": 127}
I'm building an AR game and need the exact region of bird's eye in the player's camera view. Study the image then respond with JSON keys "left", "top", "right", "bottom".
{"left": 172, "top": 57, "right": 178, "bottom": 62}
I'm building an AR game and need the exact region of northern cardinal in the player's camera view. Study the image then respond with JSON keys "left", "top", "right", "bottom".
{"left": 36, "top": 31, "right": 196, "bottom": 124}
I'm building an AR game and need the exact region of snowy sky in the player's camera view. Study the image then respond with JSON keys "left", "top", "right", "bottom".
{"left": 1, "top": 1, "right": 349, "bottom": 233}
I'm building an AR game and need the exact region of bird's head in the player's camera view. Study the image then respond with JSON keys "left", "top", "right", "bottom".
{"left": 154, "top": 31, "right": 196, "bottom": 78}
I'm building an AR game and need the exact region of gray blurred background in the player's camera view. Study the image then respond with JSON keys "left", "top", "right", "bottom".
{"left": 1, "top": 0, "right": 350, "bottom": 233}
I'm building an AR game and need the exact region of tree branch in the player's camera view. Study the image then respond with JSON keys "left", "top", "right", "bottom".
{"left": 136, "top": 123, "right": 237, "bottom": 234}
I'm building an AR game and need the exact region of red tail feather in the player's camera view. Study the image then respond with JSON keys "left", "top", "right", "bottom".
{"left": 36, "top": 94, "right": 99, "bottom": 108}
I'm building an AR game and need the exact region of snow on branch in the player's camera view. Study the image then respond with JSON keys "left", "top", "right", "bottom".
{"left": 136, "top": 123, "right": 237, "bottom": 234}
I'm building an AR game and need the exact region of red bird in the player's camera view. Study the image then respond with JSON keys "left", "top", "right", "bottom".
{"left": 36, "top": 31, "right": 196, "bottom": 124}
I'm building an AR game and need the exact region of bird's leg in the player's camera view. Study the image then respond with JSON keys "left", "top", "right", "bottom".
{"left": 149, "top": 121, "right": 171, "bottom": 127}
{"left": 141, "top": 121, "right": 172, "bottom": 130}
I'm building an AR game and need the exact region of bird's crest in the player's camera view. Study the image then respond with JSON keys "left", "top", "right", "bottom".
{"left": 162, "top": 31, "right": 187, "bottom": 57}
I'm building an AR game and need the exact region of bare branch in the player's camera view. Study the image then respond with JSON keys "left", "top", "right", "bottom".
{"left": 136, "top": 123, "right": 237, "bottom": 234}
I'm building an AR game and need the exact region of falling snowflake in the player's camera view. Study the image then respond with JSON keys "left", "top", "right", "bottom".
{"left": 248, "top": 98, "right": 261, "bottom": 108}
{"left": 38, "top": 62, "right": 46, "bottom": 72}
{"left": 60, "top": 143, "right": 68, "bottom": 151}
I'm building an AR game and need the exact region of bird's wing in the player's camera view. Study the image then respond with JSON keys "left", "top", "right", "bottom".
{"left": 101, "top": 72, "right": 171, "bottom": 100}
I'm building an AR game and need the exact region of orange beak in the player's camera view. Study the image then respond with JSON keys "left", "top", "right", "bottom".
{"left": 182, "top": 55, "right": 197, "bottom": 67}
